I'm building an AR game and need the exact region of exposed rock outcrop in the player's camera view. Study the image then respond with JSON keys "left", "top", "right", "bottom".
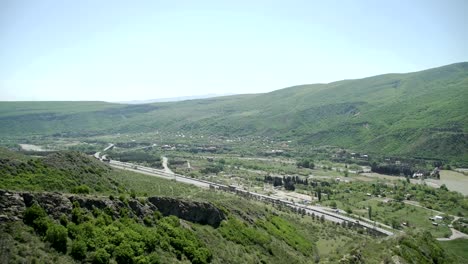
{"left": 0, "top": 190, "right": 226, "bottom": 227}
{"left": 148, "top": 197, "right": 226, "bottom": 227}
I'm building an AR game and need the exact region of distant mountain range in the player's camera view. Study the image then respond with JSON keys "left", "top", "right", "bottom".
{"left": 117, "top": 93, "right": 236, "bottom": 104}
{"left": 1, "top": 62, "right": 467, "bottom": 163}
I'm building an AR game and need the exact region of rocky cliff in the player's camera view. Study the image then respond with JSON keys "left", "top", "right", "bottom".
{"left": 148, "top": 197, "right": 226, "bottom": 227}
{"left": 0, "top": 190, "right": 226, "bottom": 227}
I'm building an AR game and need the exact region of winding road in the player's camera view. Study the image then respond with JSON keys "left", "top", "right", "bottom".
{"left": 95, "top": 151, "right": 394, "bottom": 236}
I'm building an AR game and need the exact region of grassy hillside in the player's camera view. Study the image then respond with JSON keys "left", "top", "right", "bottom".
{"left": 0, "top": 150, "right": 461, "bottom": 263}
{"left": 0, "top": 148, "right": 116, "bottom": 193}
{"left": 1, "top": 62, "right": 467, "bottom": 162}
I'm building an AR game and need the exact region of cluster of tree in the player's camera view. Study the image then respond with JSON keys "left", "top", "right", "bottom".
{"left": 453, "top": 218, "right": 468, "bottom": 234}
{"left": 371, "top": 162, "right": 418, "bottom": 176}
{"left": 168, "top": 158, "right": 187, "bottom": 166}
{"left": 201, "top": 163, "right": 224, "bottom": 174}
{"left": 23, "top": 202, "right": 212, "bottom": 264}
{"left": 115, "top": 142, "right": 151, "bottom": 148}
{"left": 115, "top": 151, "right": 161, "bottom": 163}
{"left": 263, "top": 175, "right": 314, "bottom": 191}
{"left": 296, "top": 159, "right": 315, "bottom": 169}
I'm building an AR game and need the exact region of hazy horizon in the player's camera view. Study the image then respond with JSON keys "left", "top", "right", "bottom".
{"left": 1, "top": 0, "right": 467, "bottom": 101}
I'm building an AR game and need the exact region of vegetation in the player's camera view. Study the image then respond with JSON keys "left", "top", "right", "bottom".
{"left": 1, "top": 139, "right": 467, "bottom": 262}
{"left": 1, "top": 62, "right": 467, "bottom": 163}
{"left": 22, "top": 203, "right": 212, "bottom": 264}
{"left": 439, "top": 239, "right": 468, "bottom": 263}
{"left": 0, "top": 149, "right": 116, "bottom": 193}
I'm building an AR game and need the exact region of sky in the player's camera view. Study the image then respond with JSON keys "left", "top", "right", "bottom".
{"left": 1, "top": 0, "right": 467, "bottom": 101}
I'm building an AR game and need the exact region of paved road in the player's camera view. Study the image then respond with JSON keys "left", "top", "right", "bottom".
{"left": 109, "top": 160, "right": 210, "bottom": 188}
{"left": 100, "top": 155, "right": 394, "bottom": 236}
{"left": 437, "top": 228, "right": 468, "bottom": 241}
{"left": 103, "top": 143, "right": 115, "bottom": 152}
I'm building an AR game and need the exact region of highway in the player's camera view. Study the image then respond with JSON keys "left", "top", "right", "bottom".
{"left": 109, "top": 160, "right": 210, "bottom": 188}
{"left": 96, "top": 153, "right": 394, "bottom": 236}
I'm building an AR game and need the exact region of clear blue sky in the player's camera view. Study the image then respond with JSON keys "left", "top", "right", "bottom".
{"left": 1, "top": 0, "right": 467, "bottom": 101}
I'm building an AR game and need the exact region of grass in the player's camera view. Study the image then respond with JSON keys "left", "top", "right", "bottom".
{"left": 435, "top": 170, "right": 468, "bottom": 195}
{"left": 0, "top": 149, "right": 465, "bottom": 263}
{"left": 439, "top": 239, "right": 468, "bottom": 264}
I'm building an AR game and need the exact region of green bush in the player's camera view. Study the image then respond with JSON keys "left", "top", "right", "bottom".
{"left": 92, "top": 248, "right": 111, "bottom": 264}
{"left": 72, "top": 184, "right": 91, "bottom": 194}
{"left": 114, "top": 242, "right": 135, "bottom": 264}
{"left": 45, "top": 224, "right": 68, "bottom": 253}
{"left": 71, "top": 206, "right": 84, "bottom": 224}
{"left": 59, "top": 214, "right": 69, "bottom": 226}
{"left": 71, "top": 239, "right": 87, "bottom": 260}
{"left": 23, "top": 203, "right": 47, "bottom": 226}
{"left": 32, "top": 217, "right": 52, "bottom": 236}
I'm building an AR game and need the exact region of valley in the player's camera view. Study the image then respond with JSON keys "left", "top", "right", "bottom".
{"left": 1, "top": 63, "right": 467, "bottom": 263}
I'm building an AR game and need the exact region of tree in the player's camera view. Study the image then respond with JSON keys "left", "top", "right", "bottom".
{"left": 45, "top": 224, "right": 68, "bottom": 253}
{"left": 317, "top": 189, "right": 322, "bottom": 202}
{"left": 23, "top": 203, "right": 47, "bottom": 226}
{"left": 71, "top": 239, "right": 87, "bottom": 260}
{"left": 92, "top": 248, "right": 111, "bottom": 264}
{"left": 114, "top": 242, "right": 134, "bottom": 264}
{"left": 308, "top": 161, "right": 315, "bottom": 169}
{"left": 368, "top": 206, "right": 372, "bottom": 220}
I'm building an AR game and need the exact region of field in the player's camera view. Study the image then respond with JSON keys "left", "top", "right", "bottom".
{"left": 428, "top": 170, "right": 468, "bottom": 195}
{"left": 439, "top": 239, "right": 468, "bottom": 263}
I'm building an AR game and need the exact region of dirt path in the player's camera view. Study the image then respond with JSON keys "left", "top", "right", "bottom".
{"left": 162, "top": 156, "right": 174, "bottom": 174}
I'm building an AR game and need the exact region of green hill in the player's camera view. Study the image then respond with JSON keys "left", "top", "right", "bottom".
{"left": 0, "top": 150, "right": 460, "bottom": 263}
{"left": 1, "top": 62, "right": 467, "bottom": 162}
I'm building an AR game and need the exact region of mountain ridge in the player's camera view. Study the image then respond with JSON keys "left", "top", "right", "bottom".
{"left": 0, "top": 62, "right": 467, "bottom": 163}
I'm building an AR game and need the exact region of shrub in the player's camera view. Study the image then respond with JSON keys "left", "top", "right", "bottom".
{"left": 33, "top": 217, "right": 52, "bottom": 236}
{"left": 92, "top": 248, "right": 111, "bottom": 264}
{"left": 72, "top": 184, "right": 91, "bottom": 194}
{"left": 67, "top": 222, "right": 80, "bottom": 239}
{"left": 119, "top": 195, "right": 128, "bottom": 205}
{"left": 45, "top": 224, "right": 68, "bottom": 253}
{"left": 71, "top": 239, "right": 87, "bottom": 260}
{"left": 114, "top": 242, "right": 135, "bottom": 264}
{"left": 59, "top": 214, "right": 69, "bottom": 226}
{"left": 23, "top": 203, "right": 47, "bottom": 226}
{"left": 143, "top": 216, "right": 153, "bottom": 227}
{"left": 71, "top": 206, "right": 84, "bottom": 224}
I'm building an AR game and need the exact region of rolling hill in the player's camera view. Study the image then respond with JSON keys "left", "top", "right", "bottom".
{"left": 1, "top": 62, "right": 467, "bottom": 162}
